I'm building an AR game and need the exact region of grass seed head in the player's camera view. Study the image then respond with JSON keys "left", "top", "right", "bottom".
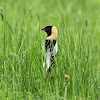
{"left": 65, "top": 74, "right": 70, "bottom": 79}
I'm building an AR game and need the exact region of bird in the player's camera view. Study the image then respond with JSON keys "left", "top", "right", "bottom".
{"left": 41, "top": 26, "right": 58, "bottom": 72}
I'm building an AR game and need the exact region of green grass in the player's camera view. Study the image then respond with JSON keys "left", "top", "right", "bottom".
{"left": 0, "top": 0, "right": 100, "bottom": 99}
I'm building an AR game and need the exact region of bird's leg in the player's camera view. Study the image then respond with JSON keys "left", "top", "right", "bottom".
{"left": 47, "top": 67, "right": 51, "bottom": 73}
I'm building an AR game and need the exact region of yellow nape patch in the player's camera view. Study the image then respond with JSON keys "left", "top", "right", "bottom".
{"left": 47, "top": 26, "right": 57, "bottom": 40}
{"left": 47, "top": 35, "right": 56, "bottom": 40}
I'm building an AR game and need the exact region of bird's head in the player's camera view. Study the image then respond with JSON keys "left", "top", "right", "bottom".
{"left": 41, "top": 26, "right": 57, "bottom": 40}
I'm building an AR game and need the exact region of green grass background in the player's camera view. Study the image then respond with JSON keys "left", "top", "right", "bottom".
{"left": 0, "top": 0, "right": 100, "bottom": 99}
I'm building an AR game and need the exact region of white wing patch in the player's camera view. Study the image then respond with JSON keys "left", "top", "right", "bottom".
{"left": 53, "top": 42, "right": 58, "bottom": 55}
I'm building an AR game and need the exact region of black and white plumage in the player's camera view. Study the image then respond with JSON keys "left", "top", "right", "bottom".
{"left": 41, "top": 26, "right": 58, "bottom": 72}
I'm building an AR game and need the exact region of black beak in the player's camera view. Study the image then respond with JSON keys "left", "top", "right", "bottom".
{"left": 41, "top": 28, "right": 46, "bottom": 31}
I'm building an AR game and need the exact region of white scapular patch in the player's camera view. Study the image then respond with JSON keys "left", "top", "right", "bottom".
{"left": 53, "top": 42, "right": 58, "bottom": 55}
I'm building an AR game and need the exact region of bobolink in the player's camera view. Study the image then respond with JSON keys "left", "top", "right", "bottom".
{"left": 41, "top": 26, "right": 58, "bottom": 72}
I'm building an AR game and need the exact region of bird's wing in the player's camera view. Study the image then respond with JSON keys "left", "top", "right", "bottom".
{"left": 45, "top": 40, "right": 52, "bottom": 71}
{"left": 45, "top": 40, "right": 51, "bottom": 52}
{"left": 45, "top": 40, "right": 58, "bottom": 72}
{"left": 53, "top": 40, "right": 58, "bottom": 55}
